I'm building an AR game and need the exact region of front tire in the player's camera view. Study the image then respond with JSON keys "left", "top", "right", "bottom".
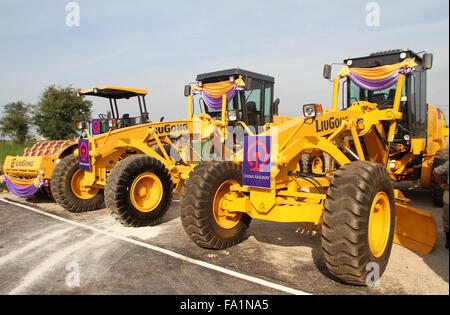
{"left": 105, "top": 155, "right": 173, "bottom": 227}
{"left": 180, "top": 161, "right": 251, "bottom": 249}
{"left": 322, "top": 161, "right": 395, "bottom": 285}
{"left": 51, "top": 154, "right": 105, "bottom": 213}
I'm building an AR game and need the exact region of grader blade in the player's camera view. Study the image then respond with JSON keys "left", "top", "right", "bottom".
{"left": 393, "top": 192, "right": 437, "bottom": 255}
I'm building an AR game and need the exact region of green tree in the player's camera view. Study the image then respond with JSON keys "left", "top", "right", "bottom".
{"left": 0, "top": 101, "right": 32, "bottom": 144}
{"left": 33, "top": 85, "right": 92, "bottom": 140}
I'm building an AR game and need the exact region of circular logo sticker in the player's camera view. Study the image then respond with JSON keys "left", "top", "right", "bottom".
{"left": 79, "top": 142, "right": 89, "bottom": 162}
{"left": 246, "top": 140, "right": 269, "bottom": 172}
{"left": 92, "top": 120, "right": 100, "bottom": 134}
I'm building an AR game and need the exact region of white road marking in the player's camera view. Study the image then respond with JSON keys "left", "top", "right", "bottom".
{"left": 1, "top": 198, "right": 311, "bottom": 295}
{"left": 8, "top": 234, "right": 100, "bottom": 295}
{"left": 0, "top": 227, "right": 74, "bottom": 266}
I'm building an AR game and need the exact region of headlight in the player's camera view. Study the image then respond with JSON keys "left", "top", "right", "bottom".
{"left": 303, "top": 104, "right": 323, "bottom": 119}
{"left": 226, "top": 110, "right": 239, "bottom": 122}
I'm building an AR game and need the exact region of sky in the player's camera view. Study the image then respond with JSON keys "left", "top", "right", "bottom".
{"left": 0, "top": 0, "right": 448, "bottom": 126}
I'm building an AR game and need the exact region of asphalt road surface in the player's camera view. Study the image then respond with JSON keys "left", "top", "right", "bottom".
{"left": 0, "top": 182, "right": 448, "bottom": 295}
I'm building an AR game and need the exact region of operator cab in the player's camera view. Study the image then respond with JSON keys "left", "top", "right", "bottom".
{"left": 78, "top": 86, "right": 150, "bottom": 134}
{"left": 193, "top": 69, "right": 277, "bottom": 128}
{"left": 337, "top": 50, "right": 432, "bottom": 141}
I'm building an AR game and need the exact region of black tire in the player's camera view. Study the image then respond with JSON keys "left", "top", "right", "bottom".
{"left": 322, "top": 161, "right": 395, "bottom": 285}
{"left": 432, "top": 148, "right": 449, "bottom": 207}
{"left": 105, "top": 155, "right": 173, "bottom": 227}
{"left": 51, "top": 154, "right": 105, "bottom": 213}
{"left": 37, "top": 184, "right": 53, "bottom": 200}
{"left": 34, "top": 184, "right": 53, "bottom": 200}
{"left": 300, "top": 154, "right": 325, "bottom": 174}
{"left": 180, "top": 161, "right": 252, "bottom": 249}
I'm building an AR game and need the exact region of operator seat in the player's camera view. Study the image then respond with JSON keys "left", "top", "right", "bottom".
{"left": 371, "top": 94, "right": 386, "bottom": 106}
{"left": 120, "top": 114, "right": 131, "bottom": 128}
{"left": 378, "top": 89, "right": 396, "bottom": 110}
{"left": 246, "top": 102, "right": 259, "bottom": 127}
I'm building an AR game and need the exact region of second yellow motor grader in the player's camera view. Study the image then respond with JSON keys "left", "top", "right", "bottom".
{"left": 49, "top": 69, "right": 287, "bottom": 227}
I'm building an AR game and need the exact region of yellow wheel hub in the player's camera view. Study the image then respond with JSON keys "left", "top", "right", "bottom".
{"left": 368, "top": 191, "right": 391, "bottom": 258}
{"left": 130, "top": 173, "right": 163, "bottom": 213}
{"left": 71, "top": 169, "right": 99, "bottom": 200}
{"left": 312, "top": 157, "right": 323, "bottom": 173}
{"left": 213, "top": 180, "right": 242, "bottom": 229}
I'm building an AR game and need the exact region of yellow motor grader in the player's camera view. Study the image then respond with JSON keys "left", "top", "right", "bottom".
{"left": 1, "top": 86, "right": 151, "bottom": 200}
{"left": 179, "top": 50, "right": 449, "bottom": 285}
{"left": 49, "top": 69, "right": 286, "bottom": 227}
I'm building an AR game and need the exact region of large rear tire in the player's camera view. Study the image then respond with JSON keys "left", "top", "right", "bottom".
{"left": 51, "top": 154, "right": 105, "bottom": 213}
{"left": 105, "top": 155, "right": 174, "bottom": 227}
{"left": 180, "top": 161, "right": 252, "bottom": 249}
{"left": 432, "top": 148, "right": 449, "bottom": 207}
{"left": 322, "top": 161, "right": 395, "bottom": 285}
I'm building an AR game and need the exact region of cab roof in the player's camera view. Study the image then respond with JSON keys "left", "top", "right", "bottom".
{"left": 79, "top": 86, "right": 148, "bottom": 99}
{"left": 196, "top": 68, "right": 275, "bottom": 84}
{"left": 344, "top": 50, "right": 423, "bottom": 68}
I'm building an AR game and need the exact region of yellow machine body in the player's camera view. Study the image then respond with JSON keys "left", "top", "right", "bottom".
{"left": 3, "top": 155, "right": 56, "bottom": 181}
{"left": 2, "top": 140, "right": 77, "bottom": 198}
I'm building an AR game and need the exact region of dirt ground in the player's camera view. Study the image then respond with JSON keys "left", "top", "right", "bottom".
{"left": 0, "top": 181, "right": 448, "bottom": 295}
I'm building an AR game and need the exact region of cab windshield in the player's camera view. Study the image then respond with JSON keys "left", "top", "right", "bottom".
{"left": 347, "top": 80, "right": 405, "bottom": 109}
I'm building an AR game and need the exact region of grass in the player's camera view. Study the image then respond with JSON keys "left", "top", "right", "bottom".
{"left": 0, "top": 141, "right": 31, "bottom": 164}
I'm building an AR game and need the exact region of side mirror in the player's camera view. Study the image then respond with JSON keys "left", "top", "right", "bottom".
{"left": 184, "top": 85, "right": 191, "bottom": 97}
{"left": 423, "top": 53, "right": 433, "bottom": 70}
{"left": 273, "top": 98, "right": 280, "bottom": 115}
{"left": 323, "top": 64, "right": 332, "bottom": 80}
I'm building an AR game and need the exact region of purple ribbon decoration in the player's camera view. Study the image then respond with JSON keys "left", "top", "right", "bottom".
{"left": 193, "top": 84, "right": 243, "bottom": 111}
{"left": 1, "top": 176, "right": 44, "bottom": 198}
{"left": 349, "top": 68, "right": 415, "bottom": 91}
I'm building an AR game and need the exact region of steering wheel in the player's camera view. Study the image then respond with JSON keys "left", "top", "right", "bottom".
{"left": 349, "top": 97, "right": 359, "bottom": 104}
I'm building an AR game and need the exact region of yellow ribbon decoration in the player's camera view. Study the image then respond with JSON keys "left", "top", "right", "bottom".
{"left": 338, "top": 58, "right": 418, "bottom": 80}
{"left": 192, "top": 75, "right": 246, "bottom": 98}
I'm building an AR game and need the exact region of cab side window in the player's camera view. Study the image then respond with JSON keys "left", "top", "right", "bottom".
{"left": 409, "top": 70, "right": 427, "bottom": 137}
{"left": 245, "top": 79, "right": 262, "bottom": 127}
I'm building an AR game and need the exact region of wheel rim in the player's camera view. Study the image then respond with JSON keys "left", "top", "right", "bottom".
{"left": 130, "top": 173, "right": 163, "bottom": 213}
{"left": 368, "top": 191, "right": 391, "bottom": 258}
{"left": 213, "top": 180, "right": 242, "bottom": 229}
{"left": 312, "top": 157, "right": 323, "bottom": 173}
{"left": 71, "top": 169, "right": 99, "bottom": 200}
